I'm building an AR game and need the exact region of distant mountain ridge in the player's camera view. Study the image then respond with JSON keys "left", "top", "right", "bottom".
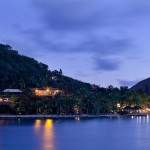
{"left": 131, "top": 77, "right": 150, "bottom": 94}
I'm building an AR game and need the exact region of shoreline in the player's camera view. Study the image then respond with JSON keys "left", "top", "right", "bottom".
{"left": 0, "top": 113, "right": 148, "bottom": 119}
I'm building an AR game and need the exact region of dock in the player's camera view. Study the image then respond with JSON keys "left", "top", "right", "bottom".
{"left": 0, "top": 114, "right": 148, "bottom": 119}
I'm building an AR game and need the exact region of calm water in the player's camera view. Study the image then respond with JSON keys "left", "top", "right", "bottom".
{"left": 0, "top": 116, "right": 150, "bottom": 150}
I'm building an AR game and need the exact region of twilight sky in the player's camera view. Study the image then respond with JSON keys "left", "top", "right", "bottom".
{"left": 0, "top": 0, "right": 150, "bottom": 87}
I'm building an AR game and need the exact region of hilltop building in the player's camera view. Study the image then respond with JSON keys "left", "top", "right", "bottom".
{"left": 32, "top": 87, "right": 62, "bottom": 97}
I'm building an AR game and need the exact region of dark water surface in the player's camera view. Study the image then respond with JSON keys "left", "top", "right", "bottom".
{"left": 0, "top": 116, "right": 150, "bottom": 150}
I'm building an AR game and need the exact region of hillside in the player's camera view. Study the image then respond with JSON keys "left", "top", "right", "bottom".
{"left": 1, "top": 43, "right": 149, "bottom": 115}
{"left": 0, "top": 43, "right": 93, "bottom": 94}
{"left": 131, "top": 78, "right": 150, "bottom": 94}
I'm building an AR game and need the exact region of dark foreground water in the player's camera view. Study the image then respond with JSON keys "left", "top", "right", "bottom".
{"left": 0, "top": 116, "right": 150, "bottom": 150}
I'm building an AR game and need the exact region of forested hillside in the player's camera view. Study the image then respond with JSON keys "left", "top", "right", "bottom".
{"left": 0, "top": 43, "right": 92, "bottom": 93}
{"left": 0, "top": 43, "right": 150, "bottom": 115}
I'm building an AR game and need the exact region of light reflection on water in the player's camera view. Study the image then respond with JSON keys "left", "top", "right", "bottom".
{"left": 136, "top": 115, "right": 150, "bottom": 124}
{"left": 43, "top": 119, "right": 54, "bottom": 150}
{"left": 34, "top": 119, "right": 42, "bottom": 129}
{"left": 34, "top": 119, "right": 54, "bottom": 150}
{"left": 1, "top": 116, "right": 150, "bottom": 150}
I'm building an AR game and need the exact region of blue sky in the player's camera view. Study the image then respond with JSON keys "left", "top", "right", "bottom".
{"left": 0, "top": 0, "right": 150, "bottom": 87}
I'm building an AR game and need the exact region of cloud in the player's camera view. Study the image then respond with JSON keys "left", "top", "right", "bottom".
{"left": 94, "top": 57, "right": 121, "bottom": 71}
{"left": 17, "top": 26, "right": 131, "bottom": 72}
{"left": 17, "top": 0, "right": 135, "bottom": 73}
{"left": 31, "top": 0, "right": 105, "bottom": 31}
{"left": 31, "top": 0, "right": 150, "bottom": 31}
{"left": 28, "top": 0, "right": 137, "bottom": 55}
{"left": 14, "top": 0, "right": 147, "bottom": 73}
{"left": 18, "top": 27, "right": 132, "bottom": 54}
{"left": 117, "top": 79, "right": 140, "bottom": 87}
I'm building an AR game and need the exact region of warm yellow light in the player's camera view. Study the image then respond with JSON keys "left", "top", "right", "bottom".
{"left": 117, "top": 103, "right": 121, "bottom": 108}
{"left": 46, "top": 88, "right": 50, "bottom": 92}
{"left": 35, "top": 89, "right": 39, "bottom": 93}
{"left": 146, "top": 108, "right": 150, "bottom": 111}
{"left": 34, "top": 119, "right": 42, "bottom": 129}
{"left": 44, "top": 119, "right": 54, "bottom": 150}
{"left": 45, "top": 119, "right": 53, "bottom": 127}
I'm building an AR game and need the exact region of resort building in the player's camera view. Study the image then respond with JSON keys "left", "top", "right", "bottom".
{"left": 32, "top": 87, "right": 62, "bottom": 97}
{"left": 1, "top": 89, "right": 22, "bottom": 102}
{"left": 2, "top": 89, "right": 22, "bottom": 93}
{"left": 0, "top": 96, "right": 10, "bottom": 105}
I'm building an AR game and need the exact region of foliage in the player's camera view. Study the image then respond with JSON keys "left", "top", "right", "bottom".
{"left": 0, "top": 43, "right": 150, "bottom": 114}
